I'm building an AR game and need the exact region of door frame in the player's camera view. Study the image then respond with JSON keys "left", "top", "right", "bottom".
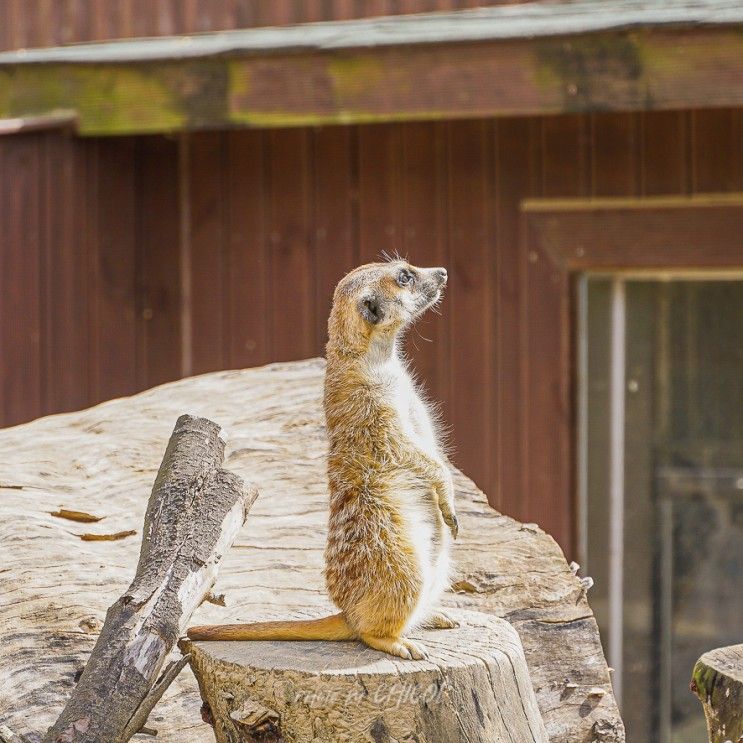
{"left": 518, "top": 194, "right": 743, "bottom": 555}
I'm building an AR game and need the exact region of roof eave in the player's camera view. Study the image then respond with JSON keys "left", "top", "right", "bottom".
{"left": 2, "top": 2, "right": 743, "bottom": 136}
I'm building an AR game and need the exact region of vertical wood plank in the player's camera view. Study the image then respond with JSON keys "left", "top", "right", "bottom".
{"left": 188, "top": 131, "right": 227, "bottom": 374}
{"left": 266, "top": 128, "right": 315, "bottom": 361}
{"left": 541, "top": 114, "right": 589, "bottom": 197}
{"left": 90, "top": 137, "right": 139, "bottom": 403}
{"left": 446, "top": 119, "right": 493, "bottom": 492}
{"left": 591, "top": 112, "right": 640, "bottom": 196}
{"left": 313, "top": 126, "right": 358, "bottom": 353}
{"left": 358, "top": 124, "right": 404, "bottom": 263}
{"left": 493, "top": 117, "right": 538, "bottom": 516}
{"left": 137, "top": 135, "right": 181, "bottom": 389}
{"left": 640, "top": 111, "right": 688, "bottom": 196}
{"left": 42, "top": 133, "right": 89, "bottom": 415}
{"left": 400, "top": 122, "right": 448, "bottom": 405}
{"left": 91, "top": 0, "right": 125, "bottom": 42}
{"left": 226, "top": 128, "right": 270, "bottom": 369}
{"left": 691, "top": 109, "right": 743, "bottom": 193}
{"left": 0, "top": 135, "right": 42, "bottom": 426}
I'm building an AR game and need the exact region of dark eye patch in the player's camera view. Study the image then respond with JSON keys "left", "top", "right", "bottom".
{"left": 359, "top": 295, "right": 384, "bottom": 324}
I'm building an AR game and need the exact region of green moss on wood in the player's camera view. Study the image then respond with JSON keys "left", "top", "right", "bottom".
{"left": 536, "top": 32, "right": 645, "bottom": 112}
{"left": 692, "top": 649, "right": 743, "bottom": 743}
{"left": 0, "top": 64, "right": 185, "bottom": 134}
{"left": 3, "top": 27, "right": 743, "bottom": 135}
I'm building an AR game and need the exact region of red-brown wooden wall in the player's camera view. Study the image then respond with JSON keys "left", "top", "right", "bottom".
{"left": 3, "top": 109, "right": 743, "bottom": 554}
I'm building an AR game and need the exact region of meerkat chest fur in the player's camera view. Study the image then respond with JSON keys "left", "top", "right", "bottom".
{"left": 373, "top": 353, "right": 451, "bottom": 629}
{"left": 375, "top": 352, "right": 440, "bottom": 459}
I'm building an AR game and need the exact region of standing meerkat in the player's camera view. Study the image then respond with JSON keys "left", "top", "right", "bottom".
{"left": 188, "top": 260, "right": 458, "bottom": 659}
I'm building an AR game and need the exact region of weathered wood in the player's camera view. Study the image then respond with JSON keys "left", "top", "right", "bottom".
{"left": 0, "top": 359, "right": 623, "bottom": 742}
{"left": 691, "top": 644, "right": 743, "bottom": 743}
{"left": 42, "top": 414, "right": 257, "bottom": 743}
{"left": 182, "top": 610, "right": 548, "bottom": 743}
{"left": 1, "top": 3, "right": 743, "bottom": 134}
{"left": 0, "top": 726, "right": 33, "bottom": 743}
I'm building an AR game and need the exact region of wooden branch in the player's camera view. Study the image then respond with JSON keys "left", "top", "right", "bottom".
{"left": 691, "top": 644, "right": 743, "bottom": 743}
{"left": 182, "top": 609, "right": 549, "bottom": 743}
{"left": 42, "top": 414, "right": 258, "bottom": 743}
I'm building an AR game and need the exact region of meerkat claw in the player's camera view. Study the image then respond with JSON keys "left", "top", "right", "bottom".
{"left": 402, "top": 638, "right": 429, "bottom": 660}
{"left": 443, "top": 511, "right": 459, "bottom": 539}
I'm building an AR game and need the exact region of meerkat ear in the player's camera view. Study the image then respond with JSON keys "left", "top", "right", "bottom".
{"left": 359, "top": 294, "right": 384, "bottom": 325}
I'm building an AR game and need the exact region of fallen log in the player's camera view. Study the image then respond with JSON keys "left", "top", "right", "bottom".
{"left": 182, "top": 609, "right": 548, "bottom": 743}
{"left": 691, "top": 644, "right": 743, "bottom": 743}
{"left": 43, "top": 414, "right": 257, "bottom": 743}
{"left": 0, "top": 359, "right": 623, "bottom": 742}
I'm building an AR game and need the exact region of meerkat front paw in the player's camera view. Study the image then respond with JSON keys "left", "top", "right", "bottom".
{"left": 441, "top": 508, "right": 458, "bottom": 539}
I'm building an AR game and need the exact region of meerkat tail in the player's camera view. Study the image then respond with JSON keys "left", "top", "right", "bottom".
{"left": 186, "top": 612, "right": 355, "bottom": 642}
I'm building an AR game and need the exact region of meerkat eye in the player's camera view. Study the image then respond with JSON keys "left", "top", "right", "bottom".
{"left": 397, "top": 269, "right": 414, "bottom": 287}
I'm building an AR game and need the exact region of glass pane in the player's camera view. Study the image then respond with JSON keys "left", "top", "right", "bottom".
{"left": 583, "top": 278, "right": 743, "bottom": 743}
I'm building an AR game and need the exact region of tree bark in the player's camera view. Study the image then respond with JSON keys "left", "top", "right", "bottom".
{"left": 43, "top": 414, "right": 257, "bottom": 743}
{"left": 691, "top": 644, "right": 743, "bottom": 743}
{"left": 181, "top": 609, "right": 548, "bottom": 743}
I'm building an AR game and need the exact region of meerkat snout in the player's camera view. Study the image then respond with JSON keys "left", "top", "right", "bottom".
{"left": 328, "top": 260, "right": 449, "bottom": 354}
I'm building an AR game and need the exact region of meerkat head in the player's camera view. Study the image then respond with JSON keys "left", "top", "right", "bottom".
{"left": 328, "top": 260, "right": 448, "bottom": 357}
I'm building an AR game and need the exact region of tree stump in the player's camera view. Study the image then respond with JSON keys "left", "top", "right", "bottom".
{"left": 181, "top": 609, "right": 548, "bottom": 743}
{"left": 691, "top": 644, "right": 743, "bottom": 743}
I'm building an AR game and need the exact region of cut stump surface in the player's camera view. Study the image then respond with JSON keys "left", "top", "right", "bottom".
{"left": 182, "top": 609, "right": 548, "bottom": 743}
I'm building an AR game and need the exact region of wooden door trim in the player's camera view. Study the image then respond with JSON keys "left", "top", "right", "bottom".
{"left": 519, "top": 194, "right": 743, "bottom": 555}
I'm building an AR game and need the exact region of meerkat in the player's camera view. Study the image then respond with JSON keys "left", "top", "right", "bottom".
{"left": 188, "top": 260, "right": 458, "bottom": 660}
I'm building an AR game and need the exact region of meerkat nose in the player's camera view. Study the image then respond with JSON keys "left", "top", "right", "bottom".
{"left": 434, "top": 268, "right": 448, "bottom": 285}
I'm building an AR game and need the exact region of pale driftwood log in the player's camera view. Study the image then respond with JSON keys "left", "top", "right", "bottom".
{"left": 181, "top": 609, "right": 548, "bottom": 743}
{"left": 691, "top": 644, "right": 743, "bottom": 743}
{"left": 42, "top": 414, "right": 257, "bottom": 743}
{"left": 0, "top": 359, "right": 623, "bottom": 743}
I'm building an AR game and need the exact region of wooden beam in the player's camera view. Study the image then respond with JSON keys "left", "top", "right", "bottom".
{"left": 523, "top": 194, "right": 743, "bottom": 270}
{"left": 1, "top": 7, "right": 743, "bottom": 134}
